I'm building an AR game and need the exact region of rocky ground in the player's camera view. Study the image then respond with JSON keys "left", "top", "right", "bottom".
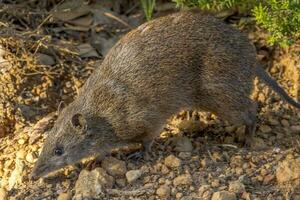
{"left": 0, "top": 0, "right": 300, "bottom": 200}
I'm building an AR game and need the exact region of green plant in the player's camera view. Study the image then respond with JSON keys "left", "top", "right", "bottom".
{"left": 172, "top": 0, "right": 300, "bottom": 47}
{"left": 173, "top": 0, "right": 255, "bottom": 11}
{"left": 140, "top": 0, "right": 156, "bottom": 21}
{"left": 253, "top": 0, "right": 300, "bottom": 47}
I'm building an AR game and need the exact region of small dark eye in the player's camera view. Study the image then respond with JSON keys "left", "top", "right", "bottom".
{"left": 54, "top": 147, "right": 64, "bottom": 156}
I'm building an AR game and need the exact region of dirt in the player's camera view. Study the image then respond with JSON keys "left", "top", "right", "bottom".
{"left": 0, "top": 0, "right": 299, "bottom": 200}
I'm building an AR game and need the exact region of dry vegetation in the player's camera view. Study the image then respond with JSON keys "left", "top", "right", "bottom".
{"left": 0, "top": 0, "right": 299, "bottom": 199}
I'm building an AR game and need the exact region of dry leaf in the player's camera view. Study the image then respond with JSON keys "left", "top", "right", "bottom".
{"left": 67, "top": 14, "right": 93, "bottom": 27}
{"left": 77, "top": 43, "right": 100, "bottom": 58}
{"left": 91, "top": 7, "right": 130, "bottom": 28}
{"left": 53, "top": 9, "right": 90, "bottom": 22}
{"left": 64, "top": 23, "right": 90, "bottom": 32}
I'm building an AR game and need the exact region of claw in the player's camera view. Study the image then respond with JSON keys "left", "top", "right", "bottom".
{"left": 126, "top": 139, "right": 154, "bottom": 160}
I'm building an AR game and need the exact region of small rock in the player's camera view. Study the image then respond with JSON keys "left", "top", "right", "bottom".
{"left": 156, "top": 185, "right": 170, "bottom": 198}
{"left": 211, "top": 179, "right": 220, "bottom": 188}
{"left": 57, "top": 192, "right": 71, "bottom": 200}
{"left": 18, "top": 138, "right": 26, "bottom": 145}
{"left": 176, "top": 192, "right": 183, "bottom": 199}
{"left": 173, "top": 173, "right": 193, "bottom": 186}
{"left": 235, "top": 167, "right": 244, "bottom": 175}
{"left": 281, "top": 119, "right": 290, "bottom": 127}
{"left": 0, "top": 188, "right": 7, "bottom": 200}
{"left": 263, "top": 174, "right": 275, "bottom": 185}
{"left": 228, "top": 181, "right": 245, "bottom": 194}
{"left": 242, "top": 192, "right": 251, "bottom": 200}
{"left": 116, "top": 178, "right": 126, "bottom": 187}
{"left": 257, "top": 93, "right": 265, "bottom": 102}
{"left": 26, "top": 152, "right": 36, "bottom": 163}
{"left": 164, "top": 155, "right": 182, "bottom": 168}
{"left": 126, "top": 170, "right": 142, "bottom": 183}
{"left": 101, "top": 157, "right": 127, "bottom": 177}
{"left": 161, "top": 165, "right": 169, "bottom": 174}
{"left": 8, "top": 158, "right": 24, "bottom": 190}
{"left": 250, "top": 137, "right": 267, "bottom": 149}
{"left": 75, "top": 168, "right": 114, "bottom": 199}
{"left": 198, "top": 185, "right": 213, "bottom": 200}
{"left": 211, "top": 191, "right": 237, "bottom": 200}
{"left": 36, "top": 53, "right": 56, "bottom": 65}
{"left": 276, "top": 158, "right": 300, "bottom": 185}
{"left": 290, "top": 125, "right": 300, "bottom": 134}
{"left": 259, "top": 125, "right": 272, "bottom": 133}
{"left": 16, "top": 150, "right": 26, "bottom": 160}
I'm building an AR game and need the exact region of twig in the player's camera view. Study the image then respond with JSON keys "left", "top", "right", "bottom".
{"left": 104, "top": 12, "right": 132, "bottom": 29}
{"left": 217, "top": 144, "right": 238, "bottom": 149}
{"left": 32, "top": 0, "right": 66, "bottom": 33}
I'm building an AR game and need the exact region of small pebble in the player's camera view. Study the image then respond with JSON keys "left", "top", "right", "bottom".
{"left": 259, "top": 125, "right": 272, "bottom": 133}
{"left": 75, "top": 168, "right": 114, "bottom": 199}
{"left": 57, "top": 192, "right": 71, "bottom": 200}
{"left": 281, "top": 119, "right": 289, "bottom": 127}
{"left": 198, "top": 185, "right": 213, "bottom": 200}
{"left": 0, "top": 188, "right": 8, "bottom": 200}
{"left": 176, "top": 192, "right": 183, "bottom": 199}
{"left": 126, "top": 170, "right": 143, "bottom": 184}
{"left": 164, "top": 155, "right": 182, "bottom": 168}
{"left": 211, "top": 191, "right": 236, "bottom": 200}
{"left": 290, "top": 125, "right": 300, "bottom": 133}
{"left": 173, "top": 174, "right": 193, "bottom": 186}
{"left": 156, "top": 185, "right": 170, "bottom": 198}
{"left": 26, "top": 152, "right": 36, "bottom": 163}
{"left": 228, "top": 181, "right": 245, "bottom": 194}
{"left": 116, "top": 178, "right": 126, "bottom": 187}
{"left": 211, "top": 179, "right": 220, "bottom": 188}
{"left": 16, "top": 150, "right": 26, "bottom": 160}
{"left": 18, "top": 139, "right": 26, "bottom": 145}
{"left": 101, "top": 157, "right": 127, "bottom": 176}
{"left": 276, "top": 157, "right": 300, "bottom": 184}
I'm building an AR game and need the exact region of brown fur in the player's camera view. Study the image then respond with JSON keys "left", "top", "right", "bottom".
{"left": 31, "top": 10, "right": 296, "bottom": 179}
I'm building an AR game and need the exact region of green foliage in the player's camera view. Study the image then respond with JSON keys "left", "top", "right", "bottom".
{"left": 253, "top": 0, "right": 300, "bottom": 47}
{"left": 140, "top": 0, "right": 156, "bottom": 21}
{"left": 173, "top": 0, "right": 255, "bottom": 11}
{"left": 140, "top": 0, "right": 300, "bottom": 47}
{"left": 172, "top": 0, "right": 300, "bottom": 47}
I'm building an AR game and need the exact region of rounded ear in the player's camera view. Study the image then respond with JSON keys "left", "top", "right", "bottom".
{"left": 71, "top": 113, "right": 87, "bottom": 131}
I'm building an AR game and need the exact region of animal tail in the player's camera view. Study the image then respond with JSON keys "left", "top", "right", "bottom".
{"left": 255, "top": 65, "right": 300, "bottom": 109}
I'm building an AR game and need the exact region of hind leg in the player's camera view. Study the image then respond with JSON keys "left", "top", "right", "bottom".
{"left": 244, "top": 117, "right": 257, "bottom": 147}
{"left": 236, "top": 101, "right": 257, "bottom": 147}
{"left": 217, "top": 99, "right": 257, "bottom": 147}
{"left": 244, "top": 102, "right": 258, "bottom": 147}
